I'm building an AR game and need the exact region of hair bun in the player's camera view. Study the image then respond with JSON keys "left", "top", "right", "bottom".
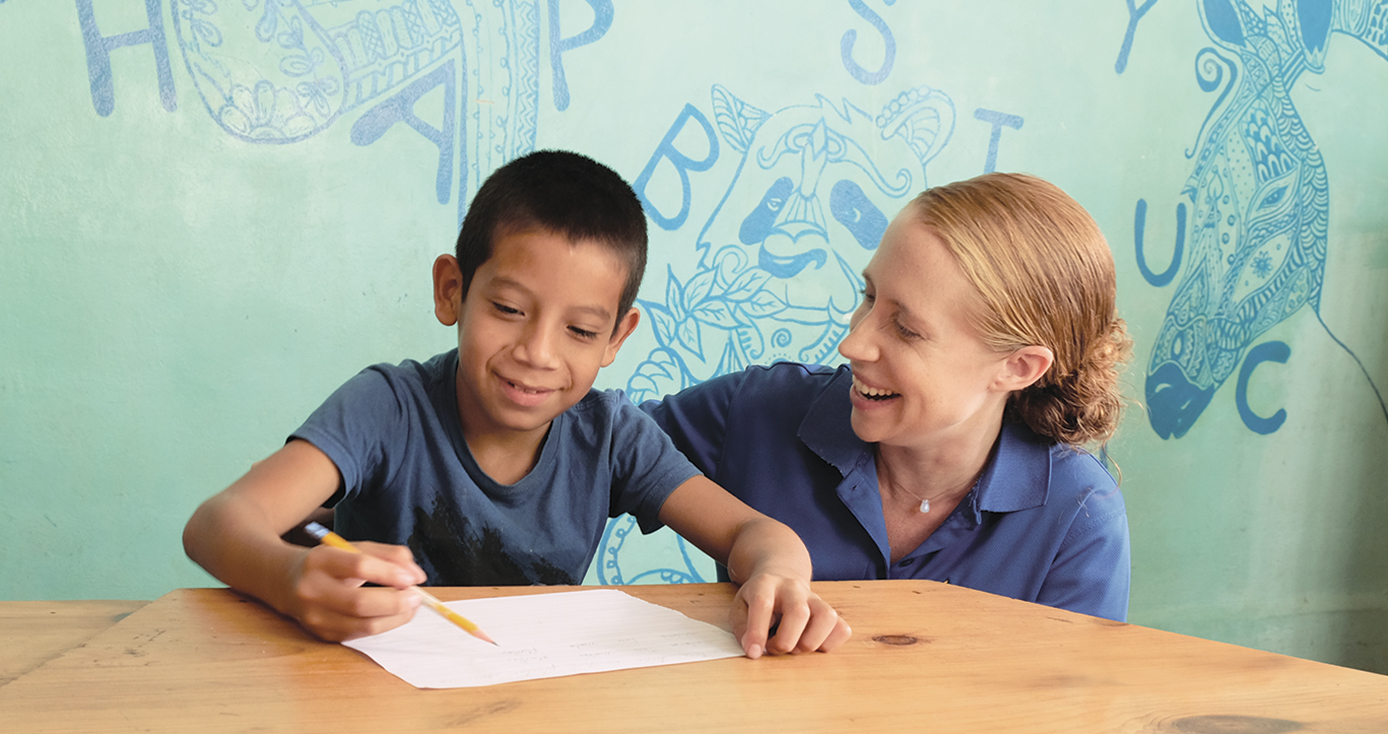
{"left": 1009, "top": 315, "right": 1132, "bottom": 446}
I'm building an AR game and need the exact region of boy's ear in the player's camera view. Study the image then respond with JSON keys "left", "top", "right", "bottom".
{"left": 996, "top": 345, "right": 1054, "bottom": 392}
{"left": 433, "top": 255, "right": 464, "bottom": 327}
{"left": 600, "top": 308, "right": 642, "bottom": 367}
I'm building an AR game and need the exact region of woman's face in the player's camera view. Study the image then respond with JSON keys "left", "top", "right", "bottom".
{"left": 837, "top": 214, "right": 1014, "bottom": 451}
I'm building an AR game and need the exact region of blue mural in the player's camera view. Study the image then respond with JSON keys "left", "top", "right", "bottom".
{"left": 78, "top": 0, "right": 540, "bottom": 225}
{"left": 627, "top": 85, "right": 954, "bottom": 403}
{"left": 1137, "top": 0, "right": 1388, "bottom": 439}
{"left": 64, "top": 2, "right": 1036, "bottom": 585}
{"left": 597, "top": 82, "right": 956, "bottom": 582}
{"left": 76, "top": 0, "right": 178, "bottom": 116}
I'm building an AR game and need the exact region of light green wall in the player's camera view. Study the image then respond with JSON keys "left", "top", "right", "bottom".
{"left": 3, "top": 1, "right": 1386, "bottom": 673}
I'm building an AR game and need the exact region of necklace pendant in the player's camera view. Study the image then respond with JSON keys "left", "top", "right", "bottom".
{"left": 919, "top": 498, "right": 930, "bottom": 513}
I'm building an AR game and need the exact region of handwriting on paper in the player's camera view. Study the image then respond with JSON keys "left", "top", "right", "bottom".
{"left": 342, "top": 589, "right": 744, "bottom": 688}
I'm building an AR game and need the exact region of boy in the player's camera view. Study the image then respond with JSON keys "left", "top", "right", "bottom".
{"left": 183, "top": 151, "right": 849, "bottom": 658}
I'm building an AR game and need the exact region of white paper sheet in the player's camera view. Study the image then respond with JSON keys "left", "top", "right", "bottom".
{"left": 342, "top": 589, "right": 745, "bottom": 688}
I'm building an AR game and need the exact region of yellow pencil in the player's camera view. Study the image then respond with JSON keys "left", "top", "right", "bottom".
{"left": 303, "top": 521, "right": 497, "bottom": 645}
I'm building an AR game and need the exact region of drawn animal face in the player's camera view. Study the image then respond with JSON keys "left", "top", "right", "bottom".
{"left": 694, "top": 86, "right": 953, "bottom": 367}
{"left": 1144, "top": 0, "right": 1329, "bottom": 438}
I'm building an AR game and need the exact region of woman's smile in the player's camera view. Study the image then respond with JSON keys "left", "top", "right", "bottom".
{"left": 851, "top": 375, "right": 900, "bottom": 401}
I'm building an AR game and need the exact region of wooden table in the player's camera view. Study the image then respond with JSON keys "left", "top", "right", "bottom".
{"left": 0, "top": 600, "right": 148, "bottom": 687}
{"left": 1, "top": 582, "right": 1385, "bottom": 733}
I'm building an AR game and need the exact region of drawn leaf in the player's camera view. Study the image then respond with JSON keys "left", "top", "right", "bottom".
{"left": 711, "top": 84, "right": 770, "bottom": 155}
{"left": 723, "top": 268, "right": 773, "bottom": 302}
{"left": 664, "top": 266, "right": 686, "bottom": 320}
{"left": 677, "top": 318, "right": 704, "bottom": 360}
{"left": 684, "top": 268, "right": 717, "bottom": 310}
{"left": 641, "top": 300, "right": 677, "bottom": 346}
{"left": 741, "top": 289, "right": 788, "bottom": 318}
{"left": 693, "top": 300, "right": 739, "bottom": 329}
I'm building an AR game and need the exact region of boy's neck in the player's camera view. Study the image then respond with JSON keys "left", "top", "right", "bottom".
{"left": 449, "top": 357, "right": 554, "bottom": 486}
{"left": 463, "top": 425, "right": 550, "bottom": 486}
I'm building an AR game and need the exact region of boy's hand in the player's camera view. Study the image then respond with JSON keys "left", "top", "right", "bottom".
{"left": 657, "top": 476, "right": 852, "bottom": 658}
{"left": 730, "top": 571, "right": 852, "bottom": 659}
{"left": 283, "top": 541, "right": 428, "bottom": 642}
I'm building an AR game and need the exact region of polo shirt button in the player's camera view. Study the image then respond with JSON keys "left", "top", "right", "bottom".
{"left": 898, "top": 558, "right": 915, "bottom": 567}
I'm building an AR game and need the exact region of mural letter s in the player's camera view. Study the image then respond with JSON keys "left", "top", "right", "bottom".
{"left": 841, "top": 0, "right": 895, "bottom": 85}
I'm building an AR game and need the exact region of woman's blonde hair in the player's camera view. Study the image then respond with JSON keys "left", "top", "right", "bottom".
{"left": 909, "top": 172, "right": 1132, "bottom": 447}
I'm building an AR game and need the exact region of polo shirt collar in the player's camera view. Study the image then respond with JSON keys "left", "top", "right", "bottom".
{"left": 973, "top": 421, "right": 1051, "bottom": 514}
{"left": 798, "top": 367, "right": 871, "bottom": 474}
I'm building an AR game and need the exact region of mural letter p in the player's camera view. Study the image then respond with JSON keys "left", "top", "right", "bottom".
{"left": 549, "top": 0, "right": 615, "bottom": 111}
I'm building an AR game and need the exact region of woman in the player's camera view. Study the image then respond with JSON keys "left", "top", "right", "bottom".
{"left": 643, "top": 172, "right": 1133, "bottom": 621}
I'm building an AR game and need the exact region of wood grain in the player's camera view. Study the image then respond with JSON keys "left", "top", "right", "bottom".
{"left": 0, "top": 583, "right": 1384, "bottom": 733}
{"left": 0, "top": 600, "right": 148, "bottom": 687}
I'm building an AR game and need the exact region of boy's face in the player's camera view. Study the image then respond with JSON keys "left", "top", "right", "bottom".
{"left": 433, "top": 227, "right": 639, "bottom": 447}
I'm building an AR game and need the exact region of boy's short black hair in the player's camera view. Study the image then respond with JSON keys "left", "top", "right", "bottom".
{"left": 455, "top": 150, "right": 648, "bottom": 328}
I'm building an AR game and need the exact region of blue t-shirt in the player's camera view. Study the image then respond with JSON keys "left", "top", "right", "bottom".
{"left": 292, "top": 350, "right": 699, "bottom": 586}
{"left": 643, "top": 363, "right": 1131, "bottom": 621}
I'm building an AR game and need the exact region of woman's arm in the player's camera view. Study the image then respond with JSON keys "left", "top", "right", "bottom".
{"left": 1037, "top": 484, "right": 1130, "bottom": 621}
{"left": 639, "top": 370, "right": 747, "bottom": 475}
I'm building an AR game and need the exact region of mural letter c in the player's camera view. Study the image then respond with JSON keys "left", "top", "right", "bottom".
{"left": 1235, "top": 340, "right": 1290, "bottom": 435}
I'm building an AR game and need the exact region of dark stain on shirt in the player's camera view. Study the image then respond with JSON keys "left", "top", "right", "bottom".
{"left": 408, "top": 496, "right": 578, "bottom": 586}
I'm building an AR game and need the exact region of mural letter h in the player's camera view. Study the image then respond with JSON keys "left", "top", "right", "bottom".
{"left": 76, "top": 0, "right": 177, "bottom": 116}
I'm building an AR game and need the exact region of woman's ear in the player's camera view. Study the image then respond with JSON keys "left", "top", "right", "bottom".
{"left": 433, "top": 255, "right": 464, "bottom": 327}
{"left": 998, "top": 345, "right": 1054, "bottom": 391}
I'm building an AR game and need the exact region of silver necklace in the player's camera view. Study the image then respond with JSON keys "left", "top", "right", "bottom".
{"left": 897, "top": 476, "right": 982, "bottom": 514}
{"left": 898, "top": 487, "right": 944, "bottom": 514}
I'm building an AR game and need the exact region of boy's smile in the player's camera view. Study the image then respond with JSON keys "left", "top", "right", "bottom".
{"left": 433, "top": 227, "right": 639, "bottom": 469}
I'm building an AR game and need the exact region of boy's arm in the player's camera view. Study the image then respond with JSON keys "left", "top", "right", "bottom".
{"left": 658, "top": 475, "right": 852, "bottom": 659}
{"left": 182, "top": 439, "right": 426, "bottom": 641}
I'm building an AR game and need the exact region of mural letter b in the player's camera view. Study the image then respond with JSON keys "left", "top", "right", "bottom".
{"left": 633, "top": 104, "right": 720, "bottom": 231}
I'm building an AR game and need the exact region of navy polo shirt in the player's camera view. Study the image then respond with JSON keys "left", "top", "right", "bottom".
{"left": 642, "top": 362, "right": 1130, "bottom": 621}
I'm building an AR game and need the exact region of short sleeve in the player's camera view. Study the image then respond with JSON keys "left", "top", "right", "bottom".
{"left": 289, "top": 366, "right": 410, "bottom": 506}
{"left": 1037, "top": 483, "right": 1131, "bottom": 621}
{"left": 606, "top": 395, "right": 702, "bottom": 534}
